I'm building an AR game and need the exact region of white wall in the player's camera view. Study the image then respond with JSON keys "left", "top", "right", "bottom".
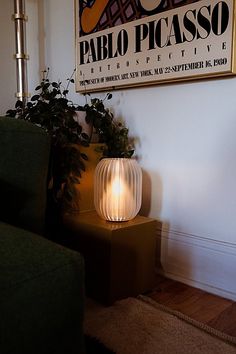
{"left": 1, "top": 0, "right": 236, "bottom": 300}
{"left": 121, "top": 80, "right": 236, "bottom": 300}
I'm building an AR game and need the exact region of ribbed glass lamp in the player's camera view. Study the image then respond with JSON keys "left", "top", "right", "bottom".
{"left": 94, "top": 158, "right": 142, "bottom": 222}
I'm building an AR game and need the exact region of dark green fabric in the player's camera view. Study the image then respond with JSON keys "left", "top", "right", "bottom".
{"left": 0, "top": 117, "right": 85, "bottom": 353}
{"left": 0, "top": 221, "right": 85, "bottom": 354}
{"left": 0, "top": 117, "right": 50, "bottom": 234}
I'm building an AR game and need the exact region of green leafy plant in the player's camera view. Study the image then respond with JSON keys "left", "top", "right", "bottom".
{"left": 6, "top": 69, "right": 134, "bottom": 210}
{"left": 6, "top": 68, "right": 89, "bottom": 147}
{"left": 7, "top": 68, "right": 89, "bottom": 210}
{"left": 84, "top": 95, "right": 134, "bottom": 158}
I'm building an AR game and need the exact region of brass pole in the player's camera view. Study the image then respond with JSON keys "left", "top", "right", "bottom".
{"left": 12, "top": 0, "right": 29, "bottom": 106}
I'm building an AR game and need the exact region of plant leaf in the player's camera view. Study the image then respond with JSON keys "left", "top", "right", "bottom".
{"left": 31, "top": 95, "right": 40, "bottom": 101}
{"left": 81, "top": 132, "right": 90, "bottom": 141}
{"left": 15, "top": 100, "right": 23, "bottom": 108}
{"left": 81, "top": 153, "right": 88, "bottom": 161}
{"left": 52, "top": 82, "right": 59, "bottom": 88}
{"left": 6, "top": 109, "right": 16, "bottom": 117}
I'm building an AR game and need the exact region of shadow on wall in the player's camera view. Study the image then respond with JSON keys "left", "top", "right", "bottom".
{"left": 156, "top": 221, "right": 195, "bottom": 283}
{"left": 140, "top": 169, "right": 165, "bottom": 272}
{"left": 139, "top": 169, "right": 163, "bottom": 217}
{"left": 139, "top": 169, "right": 152, "bottom": 216}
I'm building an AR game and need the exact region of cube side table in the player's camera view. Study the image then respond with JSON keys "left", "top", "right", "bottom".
{"left": 63, "top": 210, "right": 157, "bottom": 305}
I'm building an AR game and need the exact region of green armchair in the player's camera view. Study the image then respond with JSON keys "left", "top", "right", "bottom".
{"left": 0, "top": 117, "right": 85, "bottom": 354}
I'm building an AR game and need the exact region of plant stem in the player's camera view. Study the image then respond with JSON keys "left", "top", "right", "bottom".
{"left": 65, "top": 68, "right": 76, "bottom": 92}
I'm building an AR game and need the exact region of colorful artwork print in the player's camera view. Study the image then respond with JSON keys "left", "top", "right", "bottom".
{"left": 79, "top": 0, "right": 199, "bottom": 36}
{"left": 75, "top": 0, "right": 236, "bottom": 92}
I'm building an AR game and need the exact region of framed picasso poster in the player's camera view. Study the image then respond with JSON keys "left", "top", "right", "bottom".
{"left": 75, "top": 0, "right": 236, "bottom": 92}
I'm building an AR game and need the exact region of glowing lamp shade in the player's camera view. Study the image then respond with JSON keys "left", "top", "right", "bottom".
{"left": 94, "top": 158, "right": 142, "bottom": 221}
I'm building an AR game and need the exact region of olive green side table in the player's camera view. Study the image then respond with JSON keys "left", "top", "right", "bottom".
{"left": 63, "top": 210, "right": 157, "bottom": 305}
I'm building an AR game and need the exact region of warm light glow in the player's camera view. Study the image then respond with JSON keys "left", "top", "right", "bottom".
{"left": 111, "top": 176, "right": 124, "bottom": 197}
{"left": 94, "top": 158, "right": 142, "bottom": 222}
{"left": 101, "top": 176, "right": 134, "bottom": 221}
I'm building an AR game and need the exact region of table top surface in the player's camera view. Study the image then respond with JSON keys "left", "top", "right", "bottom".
{"left": 64, "top": 210, "right": 156, "bottom": 231}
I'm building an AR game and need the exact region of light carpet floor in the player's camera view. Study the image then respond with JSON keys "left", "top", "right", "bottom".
{"left": 84, "top": 295, "right": 236, "bottom": 354}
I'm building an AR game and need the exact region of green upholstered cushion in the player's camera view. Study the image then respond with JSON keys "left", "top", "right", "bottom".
{"left": 0, "top": 117, "right": 50, "bottom": 234}
{"left": 0, "top": 221, "right": 85, "bottom": 354}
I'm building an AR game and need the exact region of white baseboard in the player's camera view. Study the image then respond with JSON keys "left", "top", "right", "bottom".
{"left": 155, "top": 226, "right": 236, "bottom": 301}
